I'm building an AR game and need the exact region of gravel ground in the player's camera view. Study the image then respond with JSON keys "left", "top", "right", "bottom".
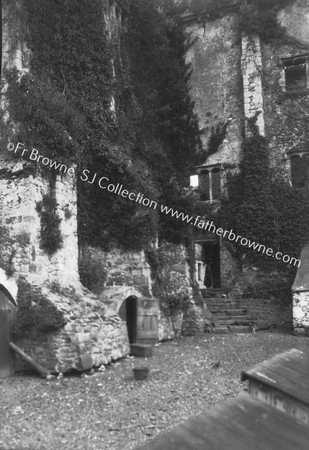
{"left": 1, "top": 330, "right": 309, "bottom": 450}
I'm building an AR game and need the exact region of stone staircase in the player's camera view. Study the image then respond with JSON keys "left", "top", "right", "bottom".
{"left": 201, "top": 288, "right": 255, "bottom": 334}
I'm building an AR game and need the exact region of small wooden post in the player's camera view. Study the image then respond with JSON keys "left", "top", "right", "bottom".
{"left": 9, "top": 342, "right": 51, "bottom": 378}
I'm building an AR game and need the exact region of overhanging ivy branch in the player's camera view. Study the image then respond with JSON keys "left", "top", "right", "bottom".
{"left": 217, "top": 121, "right": 309, "bottom": 273}
{"left": 36, "top": 191, "right": 63, "bottom": 256}
{"left": 6, "top": 0, "right": 203, "bottom": 250}
{"left": 188, "top": 0, "right": 295, "bottom": 42}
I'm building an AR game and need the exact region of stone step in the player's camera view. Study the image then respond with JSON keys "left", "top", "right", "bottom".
{"left": 208, "top": 306, "right": 238, "bottom": 312}
{"left": 210, "top": 324, "right": 253, "bottom": 334}
{"left": 228, "top": 325, "right": 252, "bottom": 333}
{"left": 205, "top": 297, "right": 231, "bottom": 302}
{"left": 207, "top": 301, "right": 239, "bottom": 308}
{"left": 216, "top": 319, "right": 254, "bottom": 326}
{"left": 227, "top": 308, "right": 248, "bottom": 315}
{"left": 211, "top": 326, "right": 229, "bottom": 334}
{"left": 213, "top": 315, "right": 255, "bottom": 321}
{"left": 221, "top": 303, "right": 242, "bottom": 310}
{"left": 210, "top": 308, "right": 247, "bottom": 316}
{"left": 201, "top": 289, "right": 227, "bottom": 299}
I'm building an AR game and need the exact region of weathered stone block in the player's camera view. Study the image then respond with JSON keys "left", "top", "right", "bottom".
{"left": 212, "top": 326, "right": 229, "bottom": 334}
{"left": 76, "top": 354, "right": 93, "bottom": 371}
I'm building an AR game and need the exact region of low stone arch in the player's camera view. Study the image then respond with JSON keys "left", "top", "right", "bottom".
{"left": 103, "top": 286, "right": 159, "bottom": 345}
{"left": 118, "top": 295, "right": 137, "bottom": 344}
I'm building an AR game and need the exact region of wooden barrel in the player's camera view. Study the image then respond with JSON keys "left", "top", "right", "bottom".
{"left": 136, "top": 313, "right": 158, "bottom": 345}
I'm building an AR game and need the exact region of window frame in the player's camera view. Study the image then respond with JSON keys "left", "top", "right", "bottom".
{"left": 282, "top": 54, "right": 309, "bottom": 93}
{"left": 289, "top": 151, "right": 309, "bottom": 189}
{"left": 196, "top": 164, "right": 222, "bottom": 203}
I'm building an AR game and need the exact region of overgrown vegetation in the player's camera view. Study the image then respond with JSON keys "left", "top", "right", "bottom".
{"left": 217, "top": 120, "right": 309, "bottom": 272}
{"left": 4, "top": 0, "right": 307, "bottom": 275}
{"left": 5, "top": 0, "right": 203, "bottom": 251}
{"left": 188, "top": 0, "right": 294, "bottom": 42}
{"left": 36, "top": 191, "right": 63, "bottom": 256}
{"left": 0, "top": 226, "right": 16, "bottom": 277}
{"left": 147, "top": 244, "right": 191, "bottom": 317}
{"left": 13, "top": 278, "right": 65, "bottom": 335}
{"left": 79, "top": 253, "right": 107, "bottom": 295}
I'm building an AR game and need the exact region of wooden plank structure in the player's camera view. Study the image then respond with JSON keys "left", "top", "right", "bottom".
{"left": 241, "top": 348, "right": 309, "bottom": 425}
{"left": 0, "top": 276, "right": 50, "bottom": 378}
{"left": 136, "top": 393, "right": 309, "bottom": 450}
{"left": 136, "top": 349, "right": 309, "bottom": 450}
{"left": 9, "top": 342, "right": 51, "bottom": 378}
{"left": 0, "top": 291, "right": 15, "bottom": 378}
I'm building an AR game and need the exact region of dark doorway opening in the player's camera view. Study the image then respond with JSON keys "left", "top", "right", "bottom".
{"left": 119, "top": 296, "right": 137, "bottom": 344}
{"left": 195, "top": 240, "right": 221, "bottom": 288}
{"left": 126, "top": 296, "right": 137, "bottom": 344}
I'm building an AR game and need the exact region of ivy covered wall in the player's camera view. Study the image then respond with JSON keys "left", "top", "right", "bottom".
{"left": 185, "top": 0, "right": 309, "bottom": 304}
{"left": 3, "top": 0, "right": 204, "bottom": 253}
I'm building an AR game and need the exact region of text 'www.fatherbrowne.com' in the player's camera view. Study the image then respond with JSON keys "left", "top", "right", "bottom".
{"left": 159, "top": 205, "right": 300, "bottom": 267}
{"left": 7, "top": 141, "right": 300, "bottom": 267}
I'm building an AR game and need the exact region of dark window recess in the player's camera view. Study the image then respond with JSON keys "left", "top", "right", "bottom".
{"left": 199, "top": 171, "right": 210, "bottom": 201}
{"left": 283, "top": 56, "right": 307, "bottom": 91}
{"left": 198, "top": 167, "right": 221, "bottom": 201}
{"left": 212, "top": 168, "right": 221, "bottom": 200}
{"left": 291, "top": 154, "right": 309, "bottom": 188}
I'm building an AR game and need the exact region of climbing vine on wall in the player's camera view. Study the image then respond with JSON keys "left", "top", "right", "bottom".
{"left": 146, "top": 244, "right": 191, "bottom": 316}
{"left": 36, "top": 191, "right": 63, "bottom": 256}
{"left": 188, "top": 0, "right": 295, "bottom": 42}
{"left": 5, "top": 0, "right": 202, "bottom": 251}
{"left": 217, "top": 122, "right": 309, "bottom": 271}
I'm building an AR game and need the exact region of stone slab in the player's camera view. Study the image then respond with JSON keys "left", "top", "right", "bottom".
{"left": 228, "top": 326, "right": 252, "bottom": 333}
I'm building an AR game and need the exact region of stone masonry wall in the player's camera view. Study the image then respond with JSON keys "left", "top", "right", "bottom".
{"left": 219, "top": 240, "right": 241, "bottom": 291}
{"left": 0, "top": 0, "right": 133, "bottom": 372}
{"left": 241, "top": 34, "right": 265, "bottom": 137}
{"left": 261, "top": 0, "right": 309, "bottom": 179}
{"left": 0, "top": 170, "right": 131, "bottom": 372}
{"left": 230, "top": 267, "right": 293, "bottom": 328}
{"left": 186, "top": 15, "right": 244, "bottom": 294}
{"left": 238, "top": 296, "right": 292, "bottom": 330}
{"left": 0, "top": 172, "right": 79, "bottom": 286}
{"left": 80, "top": 244, "right": 212, "bottom": 342}
{"left": 13, "top": 280, "right": 130, "bottom": 373}
{"left": 187, "top": 3, "right": 309, "bottom": 330}
{"left": 80, "top": 246, "right": 153, "bottom": 297}
{"left": 293, "top": 291, "right": 309, "bottom": 336}
{"left": 187, "top": 15, "right": 243, "bottom": 171}
{"left": 147, "top": 242, "right": 212, "bottom": 339}
{"left": 79, "top": 246, "right": 159, "bottom": 345}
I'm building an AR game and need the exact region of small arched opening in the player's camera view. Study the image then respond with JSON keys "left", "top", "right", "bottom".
{"left": 118, "top": 296, "right": 137, "bottom": 344}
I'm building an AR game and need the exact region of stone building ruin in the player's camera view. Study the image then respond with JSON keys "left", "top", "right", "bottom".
{"left": 185, "top": 0, "right": 309, "bottom": 335}
{"left": 1, "top": 0, "right": 309, "bottom": 373}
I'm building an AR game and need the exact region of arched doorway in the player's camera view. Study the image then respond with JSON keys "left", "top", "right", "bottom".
{"left": 118, "top": 296, "right": 137, "bottom": 344}
{"left": 195, "top": 239, "right": 221, "bottom": 289}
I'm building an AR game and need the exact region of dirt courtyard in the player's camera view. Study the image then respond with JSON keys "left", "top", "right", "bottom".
{"left": 1, "top": 330, "right": 309, "bottom": 450}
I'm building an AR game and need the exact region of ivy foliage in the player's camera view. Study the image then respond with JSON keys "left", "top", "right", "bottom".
{"left": 5, "top": 0, "right": 203, "bottom": 251}
{"left": 188, "top": 0, "right": 294, "bottom": 42}
{"left": 146, "top": 244, "right": 191, "bottom": 316}
{"left": 36, "top": 192, "right": 63, "bottom": 256}
{"left": 217, "top": 124, "right": 309, "bottom": 271}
